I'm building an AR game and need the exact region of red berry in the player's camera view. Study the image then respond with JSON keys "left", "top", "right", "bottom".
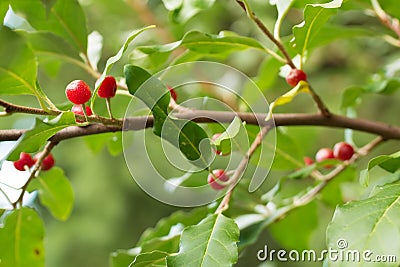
{"left": 13, "top": 152, "right": 35, "bottom": 171}
{"left": 71, "top": 104, "right": 93, "bottom": 123}
{"left": 286, "top": 69, "right": 307, "bottom": 87}
{"left": 34, "top": 153, "right": 55, "bottom": 171}
{"left": 315, "top": 148, "right": 335, "bottom": 163}
{"left": 97, "top": 76, "right": 117, "bottom": 98}
{"left": 66, "top": 80, "right": 92, "bottom": 105}
{"left": 303, "top": 157, "right": 314, "bottom": 166}
{"left": 333, "top": 142, "right": 354, "bottom": 161}
{"left": 168, "top": 86, "right": 177, "bottom": 101}
{"left": 207, "top": 169, "right": 230, "bottom": 190}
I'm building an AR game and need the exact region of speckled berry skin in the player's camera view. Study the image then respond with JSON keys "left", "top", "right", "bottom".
{"left": 207, "top": 169, "right": 230, "bottom": 190}
{"left": 97, "top": 76, "right": 117, "bottom": 98}
{"left": 34, "top": 153, "right": 55, "bottom": 171}
{"left": 66, "top": 80, "right": 92, "bottom": 104}
{"left": 333, "top": 142, "right": 354, "bottom": 161}
{"left": 71, "top": 105, "right": 93, "bottom": 122}
{"left": 13, "top": 152, "right": 35, "bottom": 171}
{"left": 286, "top": 69, "right": 307, "bottom": 87}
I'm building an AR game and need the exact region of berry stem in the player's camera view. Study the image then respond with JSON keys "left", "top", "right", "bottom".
{"left": 105, "top": 98, "right": 114, "bottom": 119}
{"left": 81, "top": 103, "right": 90, "bottom": 122}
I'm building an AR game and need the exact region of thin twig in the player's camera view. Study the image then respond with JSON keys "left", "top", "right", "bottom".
{"left": 371, "top": 0, "right": 400, "bottom": 39}
{"left": 215, "top": 124, "right": 274, "bottom": 214}
{"left": 235, "top": 0, "right": 296, "bottom": 69}
{"left": 13, "top": 141, "right": 58, "bottom": 208}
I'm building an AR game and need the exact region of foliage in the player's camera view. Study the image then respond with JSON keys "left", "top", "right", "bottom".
{"left": 0, "top": 0, "right": 399, "bottom": 267}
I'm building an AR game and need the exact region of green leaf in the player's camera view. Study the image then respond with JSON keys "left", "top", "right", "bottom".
{"left": 181, "top": 30, "right": 265, "bottom": 55}
{"left": 368, "top": 151, "right": 400, "bottom": 173}
{"left": 130, "top": 41, "right": 180, "bottom": 71}
{"left": 0, "top": 26, "right": 38, "bottom": 95}
{"left": 124, "top": 65, "right": 211, "bottom": 166}
{"left": 7, "top": 112, "right": 76, "bottom": 161}
{"left": 91, "top": 25, "right": 155, "bottom": 106}
{"left": 212, "top": 117, "right": 247, "bottom": 156}
{"left": 292, "top": 0, "right": 343, "bottom": 60}
{"left": 111, "top": 248, "right": 140, "bottom": 267}
{"left": 167, "top": 213, "right": 239, "bottom": 267}
{"left": 166, "top": 0, "right": 216, "bottom": 23}
{"left": 138, "top": 207, "right": 210, "bottom": 245}
{"left": 272, "top": 0, "right": 295, "bottom": 39}
{"left": 341, "top": 87, "right": 363, "bottom": 109}
{"left": 271, "top": 130, "right": 302, "bottom": 170}
{"left": 326, "top": 181, "right": 400, "bottom": 266}
{"left": 87, "top": 31, "right": 103, "bottom": 72}
{"left": 24, "top": 31, "right": 85, "bottom": 72}
{"left": 11, "top": 0, "right": 88, "bottom": 53}
{"left": 0, "top": 207, "right": 45, "bottom": 267}
{"left": 28, "top": 167, "right": 74, "bottom": 221}
{"left": 131, "top": 251, "right": 168, "bottom": 267}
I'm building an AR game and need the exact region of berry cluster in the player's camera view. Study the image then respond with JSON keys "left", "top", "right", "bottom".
{"left": 305, "top": 142, "right": 355, "bottom": 167}
{"left": 13, "top": 152, "right": 55, "bottom": 172}
{"left": 65, "top": 76, "right": 118, "bottom": 122}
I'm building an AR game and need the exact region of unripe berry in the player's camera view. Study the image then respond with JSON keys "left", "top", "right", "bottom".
{"left": 286, "top": 69, "right": 307, "bottom": 87}
{"left": 34, "top": 153, "right": 55, "bottom": 171}
{"left": 207, "top": 169, "right": 230, "bottom": 190}
{"left": 333, "top": 142, "right": 354, "bottom": 161}
{"left": 168, "top": 86, "right": 177, "bottom": 101}
{"left": 71, "top": 104, "right": 93, "bottom": 123}
{"left": 13, "top": 152, "right": 35, "bottom": 171}
{"left": 315, "top": 148, "right": 335, "bottom": 163}
{"left": 66, "top": 80, "right": 92, "bottom": 104}
{"left": 303, "top": 157, "right": 314, "bottom": 166}
{"left": 97, "top": 76, "right": 117, "bottom": 98}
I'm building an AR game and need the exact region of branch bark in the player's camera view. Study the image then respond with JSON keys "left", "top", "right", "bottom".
{"left": 0, "top": 111, "right": 399, "bottom": 142}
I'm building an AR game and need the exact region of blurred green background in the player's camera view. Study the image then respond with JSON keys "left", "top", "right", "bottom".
{"left": 1, "top": 0, "right": 400, "bottom": 266}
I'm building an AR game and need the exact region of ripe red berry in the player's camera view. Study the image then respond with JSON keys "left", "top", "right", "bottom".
{"left": 13, "top": 152, "right": 35, "bottom": 171}
{"left": 303, "top": 157, "right": 314, "bottom": 166}
{"left": 168, "top": 86, "right": 177, "bottom": 101}
{"left": 207, "top": 169, "right": 230, "bottom": 190}
{"left": 66, "top": 80, "right": 92, "bottom": 105}
{"left": 71, "top": 104, "right": 93, "bottom": 123}
{"left": 333, "top": 142, "right": 354, "bottom": 161}
{"left": 34, "top": 153, "right": 55, "bottom": 171}
{"left": 97, "top": 76, "right": 117, "bottom": 98}
{"left": 286, "top": 68, "right": 307, "bottom": 87}
{"left": 315, "top": 148, "right": 335, "bottom": 163}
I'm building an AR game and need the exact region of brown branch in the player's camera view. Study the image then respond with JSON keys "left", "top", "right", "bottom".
{"left": 215, "top": 124, "right": 274, "bottom": 214}
{"left": 1, "top": 112, "right": 400, "bottom": 142}
{"left": 235, "top": 0, "right": 296, "bottom": 69}
{"left": 372, "top": 0, "right": 400, "bottom": 39}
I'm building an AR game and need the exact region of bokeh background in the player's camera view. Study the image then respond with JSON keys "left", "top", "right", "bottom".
{"left": 1, "top": 0, "right": 399, "bottom": 266}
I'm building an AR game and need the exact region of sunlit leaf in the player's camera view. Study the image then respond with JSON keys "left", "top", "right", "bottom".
{"left": 28, "top": 167, "right": 74, "bottom": 221}
{"left": 327, "top": 181, "right": 400, "bottom": 267}
{"left": 167, "top": 213, "right": 239, "bottom": 266}
{"left": 292, "top": 0, "right": 343, "bottom": 60}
